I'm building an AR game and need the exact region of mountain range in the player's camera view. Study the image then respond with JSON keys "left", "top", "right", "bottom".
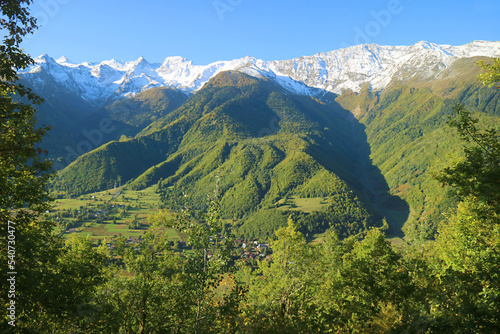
{"left": 21, "top": 40, "right": 500, "bottom": 241}
{"left": 21, "top": 41, "right": 500, "bottom": 106}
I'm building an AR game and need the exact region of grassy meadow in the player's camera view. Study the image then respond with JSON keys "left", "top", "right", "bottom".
{"left": 50, "top": 185, "right": 181, "bottom": 243}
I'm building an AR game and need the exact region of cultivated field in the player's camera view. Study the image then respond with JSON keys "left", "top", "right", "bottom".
{"left": 51, "top": 185, "right": 181, "bottom": 243}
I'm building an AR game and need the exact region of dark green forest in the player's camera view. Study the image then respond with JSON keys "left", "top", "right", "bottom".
{"left": 1, "top": 2, "right": 500, "bottom": 333}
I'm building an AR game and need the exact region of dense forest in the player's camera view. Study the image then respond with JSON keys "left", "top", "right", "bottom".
{"left": 1, "top": 1, "right": 500, "bottom": 333}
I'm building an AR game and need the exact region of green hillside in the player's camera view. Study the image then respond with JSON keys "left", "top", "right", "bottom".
{"left": 54, "top": 70, "right": 399, "bottom": 239}
{"left": 104, "top": 87, "right": 189, "bottom": 131}
{"left": 51, "top": 59, "right": 500, "bottom": 241}
{"left": 32, "top": 84, "right": 188, "bottom": 168}
{"left": 337, "top": 58, "right": 500, "bottom": 241}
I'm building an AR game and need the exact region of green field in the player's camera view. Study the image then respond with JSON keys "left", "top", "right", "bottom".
{"left": 275, "top": 196, "right": 331, "bottom": 213}
{"left": 51, "top": 185, "right": 182, "bottom": 244}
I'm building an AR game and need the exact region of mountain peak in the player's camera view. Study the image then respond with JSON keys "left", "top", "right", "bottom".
{"left": 34, "top": 54, "right": 53, "bottom": 63}
{"left": 160, "top": 56, "right": 190, "bottom": 67}
{"left": 131, "top": 56, "right": 151, "bottom": 67}
{"left": 55, "top": 56, "right": 72, "bottom": 64}
{"left": 415, "top": 41, "right": 433, "bottom": 49}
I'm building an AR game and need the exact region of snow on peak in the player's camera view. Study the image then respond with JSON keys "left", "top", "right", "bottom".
{"left": 34, "top": 54, "right": 54, "bottom": 64}
{"left": 270, "top": 41, "right": 500, "bottom": 94}
{"left": 55, "top": 56, "right": 72, "bottom": 64}
{"left": 19, "top": 41, "right": 500, "bottom": 106}
{"left": 131, "top": 56, "right": 152, "bottom": 67}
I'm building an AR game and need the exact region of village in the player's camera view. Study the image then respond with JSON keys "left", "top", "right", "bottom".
{"left": 49, "top": 186, "right": 274, "bottom": 276}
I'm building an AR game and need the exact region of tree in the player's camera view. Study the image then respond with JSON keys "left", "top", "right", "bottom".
{"left": 172, "top": 178, "right": 242, "bottom": 333}
{"left": 0, "top": 0, "right": 55, "bottom": 330}
{"left": 96, "top": 219, "right": 189, "bottom": 334}
{"left": 432, "top": 199, "right": 500, "bottom": 331}
{"left": 44, "top": 235, "right": 110, "bottom": 333}
{"left": 99, "top": 178, "right": 243, "bottom": 333}
{"left": 240, "top": 217, "right": 320, "bottom": 333}
{"left": 0, "top": 2, "right": 110, "bottom": 331}
{"left": 0, "top": 2, "right": 50, "bottom": 212}
{"left": 128, "top": 215, "right": 141, "bottom": 229}
{"left": 428, "top": 60, "right": 500, "bottom": 332}
{"left": 240, "top": 222, "right": 416, "bottom": 333}
{"left": 478, "top": 58, "right": 500, "bottom": 88}
{"left": 114, "top": 235, "right": 126, "bottom": 257}
{"left": 436, "top": 104, "right": 500, "bottom": 212}
{"left": 333, "top": 229, "right": 414, "bottom": 332}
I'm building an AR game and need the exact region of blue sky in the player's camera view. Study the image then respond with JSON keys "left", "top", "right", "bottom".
{"left": 22, "top": 0, "right": 500, "bottom": 65}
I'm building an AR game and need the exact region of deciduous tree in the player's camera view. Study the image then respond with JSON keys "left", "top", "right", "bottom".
{"left": 0, "top": 2, "right": 109, "bottom": 331}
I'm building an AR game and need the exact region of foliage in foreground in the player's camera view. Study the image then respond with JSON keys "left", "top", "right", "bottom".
{"left": 0, "top": 1, "right": 107, "bottom": 332}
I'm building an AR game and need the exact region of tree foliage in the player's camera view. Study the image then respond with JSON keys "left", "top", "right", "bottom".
{"left": 479, "top": 58, "right": 500, "bottom": 88}
{"left": 241, "top": 217, "right": 317, "bottom": 333}
{"left": 0, "top": 0, "right": 51, "bottom": 221}
{"left": 427, "top": 61, "right": 500, "bottom": 332}
{"left": 436, "top": 104, "right": 500, "bottom": 211}
{"left": 91, "top": 181, "right": 244, "bottom": 334}
{"left": 0, "top": 0, "right": 54, "bottom": 330}
{"left": 0, "top": 2, "right": 111, "bottom": 331}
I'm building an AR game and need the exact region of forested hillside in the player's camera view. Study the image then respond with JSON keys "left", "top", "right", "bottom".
{"left": 337, "top": 57, "right": 500, "bottom": 241}
{"left": 26, "top": 81, "right": 188, "bottom": 164}
{"left": 52, "top": 70, "right": 401, "bottom": 239}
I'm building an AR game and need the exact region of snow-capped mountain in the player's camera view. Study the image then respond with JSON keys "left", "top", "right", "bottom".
{"left": 270, "top": 41, "right": 500, "bottom": 93}
{"left": 20, "top": 41, "right": 500, "bottom": 107}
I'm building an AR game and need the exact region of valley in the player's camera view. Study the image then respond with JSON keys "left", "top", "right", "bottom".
{"left": 51, "top": 185, "right": 162, "bottom": 241}
{"left": 25, "top": 41, "right": 499, "bottom": 245}
{"left": 50, "top": 184, "right": 352, "bottom": 251}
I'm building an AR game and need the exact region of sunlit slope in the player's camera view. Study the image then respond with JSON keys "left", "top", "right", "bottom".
{"left": 55, "top": 70, "right": 395, "bottom": 238}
